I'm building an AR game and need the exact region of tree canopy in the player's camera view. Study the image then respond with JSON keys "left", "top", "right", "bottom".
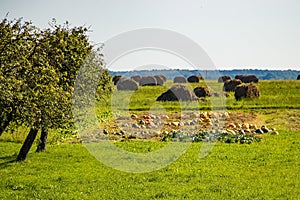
{"left": 0, "top": 16, "right": 112, "bottom": 161}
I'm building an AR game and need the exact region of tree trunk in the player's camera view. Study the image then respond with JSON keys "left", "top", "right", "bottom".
{"left": 36, "top": 126, "right": 48, "bottom": 152}
{"left": 16, "top": 126, "right": 39, "bottom": 161}
{"left": 0, "top": 112, "right": 13, "bottom": 136}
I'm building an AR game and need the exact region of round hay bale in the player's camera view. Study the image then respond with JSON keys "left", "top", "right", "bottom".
{"left": 297, "top": 75, "right": 300, "bottom": 80}
{"left": 112, "top": 75, "right": 122, "bottom": 85}
{"left": 194, "top": 86, "right": 212, "bottom": 97}
{"left": 234, "top": 83, "right": 259, "bottom": 100}
{"left": 156, "top": 84, "right": 198, "bottom": 101}
{"left": 117, "top": 78, "right": 138, "bottom": 90}
{"left": 154, "top": 75, "right": 165, "bottom": 85}
{"left": 156, "top": 74, "right": 167, "bottom": 82}
{"left": 235, "top": 75, "right": 259, "bottom": 83}
{"left": 187, "top": 75, "right": 203, "bottom": 83}
{"left": 139, "top": 76, "right": 157, "bottom": 86}
{"left": 246, "top": 83, "right": 260, "bottom": 99}
{"left": 218, "top": 75, "right": 231, "bottom": 83}
{"left": 131, "top": 75, "right": 141, "bottom": 83}
{"left": 234, "top": 84, "right": 247, "bottom": 100}
{"left": 223, "top": 79, "right": 242, "bottom": 92}
{"left": 174, "top": 76, "right": 187, "bottom": 83}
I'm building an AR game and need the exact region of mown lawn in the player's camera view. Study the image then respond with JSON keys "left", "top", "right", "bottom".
{"left": 1, "top": 130, "right": 299, "bottom": 199}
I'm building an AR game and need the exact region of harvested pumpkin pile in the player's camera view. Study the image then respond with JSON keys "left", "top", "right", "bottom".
{"left": 100, "top": 111, "right": 278, "bottom": 144}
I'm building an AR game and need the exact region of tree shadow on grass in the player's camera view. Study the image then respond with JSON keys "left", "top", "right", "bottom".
{"left": 0, "top": 154, "right": 17, "bottom": 169}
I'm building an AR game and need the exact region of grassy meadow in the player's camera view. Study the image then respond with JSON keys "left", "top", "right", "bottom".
{"left": 107, "top": 80, "right": 300, "bottom": 113}
{"left": 0, "top": 79, "right": 299, "bottom": 199}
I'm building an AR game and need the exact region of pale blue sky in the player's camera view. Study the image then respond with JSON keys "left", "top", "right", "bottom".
{"left": 1, "top": 0, "right": 300, "bottom": 70}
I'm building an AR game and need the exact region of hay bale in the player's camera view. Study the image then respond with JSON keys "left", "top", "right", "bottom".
{"left": 234, "top": 83, "right": 260, "bottom": 100}
{"left": 297, "top": 75, "right": 300, "bottom": 80}
{"left": 218, "top": 75, "right": 231, "bottom": 83}
{"left": 154, "top": 75, "right": 165, "bottom": 85}
{"left": 112, "top": 75, "right": 122, "bottom": 85}
{"left": 194, "top": 86, "right": 212, "bottom": 97}
{"left": 156, "top": 84, "right": 198, "bottom": 101}
{"left": 117, "top": 78, "right": 138, "bottom": 90}
{"left": 131, "top": 75, "right": 141, "bottom": 83}
{"left": 156, "top": 74, "right": 167, "bottom": 82}
{"left": 234, "top": 84, "right": 247, "bottom": 100}
{"left": 174, "top": 76, "right": 187, "bottom": 83}
{"left": 139, "top": 76, "right": 157, "bottom": 86}
{"left": 235, "top": 75, "right": 259, "bottom": 83}
{"left": 187, "top": 75, "right": 203, "bottom": 83}
{"left": 223, "top": 79, "right": 242, "bottom": 92}
{"left": 246, "top": 84, "right": 260, "bottom": 99}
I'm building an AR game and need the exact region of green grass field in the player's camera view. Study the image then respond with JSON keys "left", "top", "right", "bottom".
{"left": 1, "top": 131, "right": 299, "bottom": 199}
{"left": 106, "top": 80, "right": 300, "bottom": 114}
{"left": 1, "top": 80, "right": 299, "bottom": 199}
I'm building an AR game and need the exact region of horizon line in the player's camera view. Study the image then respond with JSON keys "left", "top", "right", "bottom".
{"left": 108, "top": 68, "right": 300, "bottom": 72}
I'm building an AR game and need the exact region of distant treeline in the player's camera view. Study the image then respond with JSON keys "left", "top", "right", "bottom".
{"left": 109, "top": 69, "right": 300, "bottom": 80}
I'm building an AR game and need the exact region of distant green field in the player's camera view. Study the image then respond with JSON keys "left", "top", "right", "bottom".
{"left": 1, "top": 79, "right": 299, "bottom": 199}
{"left": 98, "top": 80, "right": 300, "bottom": 116}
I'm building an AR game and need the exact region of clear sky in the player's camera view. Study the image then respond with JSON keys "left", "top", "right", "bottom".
{"left": 1, "top": 0, "right": 300, "bottom": 71}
